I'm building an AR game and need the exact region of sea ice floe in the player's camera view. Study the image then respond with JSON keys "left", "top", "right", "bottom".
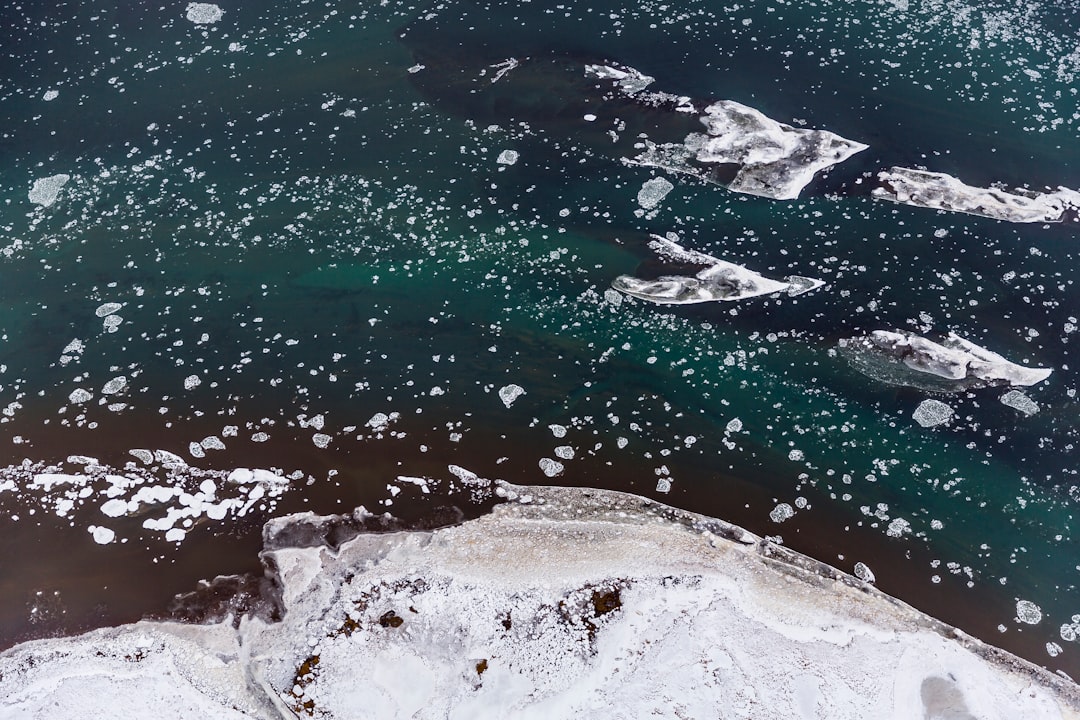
{"left": 999, "top": 390, "right": 1039, "bottom": 416}
{"left": 769, "top": 502, "right": 795, "bottom": 523}
{"left": 68, "top": 389, "right": 93, "bottom": 404}
{"left": 101, "top": 376, "right": 128, "bottom": 395}
{"left": 95, "top": 303, "right": 122, "bottom": 318}
{"left": 913, "top": 400, "right": 954, "bottom": 428}
{"left": 853, "top": 562, "right": 876, "bottom": 584}
{"left": 1016, "top": 600, "right": 1043, "bottom": 625}
{"left": 636, "top": 177, "right": 674, "bottom": 210}
{"left": 585, "top": 63, "right": 657, "bottom": 95}
{"left": 498, "top": 383, "right": 526, "bottom": 408}
{"left": 496, "top": 150, "right": 519, "bottom": 166}
{"left": 873, "top": 168, "right": 1080, "bottom": 224}
{"left": 630, "top": 100, "right": 867, "bottom": 200}
{"left": 840, "top": 330, "right": 1053, "bottom": 391}
{"left": 28, "top": 174, "right": 71, "bottom": 207}
{"left": 185, "top": 3, "right": 224, "bottom": 24}
{"left": 42, "top": 90, "right": 59, "bottom": 102}
{"left": 538, "top": 458, "right": 564, "bottom": 477}
{"left": 612, "top": 235, "right": 824, "bottom": 305}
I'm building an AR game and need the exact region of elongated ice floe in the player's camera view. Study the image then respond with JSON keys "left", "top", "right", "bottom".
{"left": 612, "top": 234, "right": 824, "bottom": 304}
{"left": 840, "top": 330, "right": 1053, "bottom": 391}
{"left": 28, "top": 174, "right": 71, "bottom": 207}
{"left": 873, "top": 167, "right": 1080, "bottom": 223}
{"left": 629, "top": 100, "right": 867, "bottom": 200}
{"left": 1, "top": 485, "right": 1076, "bottom": 719}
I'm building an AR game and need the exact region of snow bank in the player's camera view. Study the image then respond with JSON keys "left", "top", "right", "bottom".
{"left": 1, "top": 485, "right": 1076, "bottom": 719}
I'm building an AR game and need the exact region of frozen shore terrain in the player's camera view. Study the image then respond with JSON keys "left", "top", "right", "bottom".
{"left": 1, "top": 484, "right": 1076, "bottom": 719}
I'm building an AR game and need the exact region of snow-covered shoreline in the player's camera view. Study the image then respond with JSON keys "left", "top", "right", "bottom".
{"left": 1, "top": 484, "right": 1077, "bottom": 719}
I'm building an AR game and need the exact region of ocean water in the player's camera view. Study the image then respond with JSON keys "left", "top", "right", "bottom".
{"left": 0, "top": 0, "right": 1078, "bottom": 678}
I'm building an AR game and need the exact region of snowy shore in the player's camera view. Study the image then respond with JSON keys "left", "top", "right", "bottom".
{"left": 1, "top": 484, "right": 1077, "bottom": 719}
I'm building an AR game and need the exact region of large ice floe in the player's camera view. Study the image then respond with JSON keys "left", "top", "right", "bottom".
{"left": 840, "top": 330, "right": 1053, "bottom": 392}
{"left": 873, "top": 167, "right": 1080, "bottom": 224}
{"left": 612, "top": 234, "right": 824, "bottom": 304}
{"left": 1, "top": 484, "right": 1076, "bottom": 719}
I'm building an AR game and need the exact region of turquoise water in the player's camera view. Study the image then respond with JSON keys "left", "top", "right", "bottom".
{"left": 1, "top": 0, "right": 1078, "bottom": 676}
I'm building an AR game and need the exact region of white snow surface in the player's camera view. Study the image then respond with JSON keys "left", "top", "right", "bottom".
{"left": 612, "top": 234, "right": 824, "bottom": 304}
{"left": 1, "top": 484, "right": 1076, "bottom": 720}
{"left": 873, "top": 167, "right": 1080, "bottom": 223}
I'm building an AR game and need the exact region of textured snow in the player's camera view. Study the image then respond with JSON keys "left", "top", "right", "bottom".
{"left": 612, "top": 235, "right": 824, "bottom": 304}
{"left": 28, "top": 174, "right": 70, "bottom": 207}
{"left": 1, "top": 485, "right": 1075, "bottom": 720}
{"left": 873, "top": 167, "right": 1080, "bottom": 223}
{"left": 185, "top": 3, "right": 224, "bottom": 25}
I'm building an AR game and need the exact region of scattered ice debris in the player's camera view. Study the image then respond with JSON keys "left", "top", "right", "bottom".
{"left": 495, "top": 149, "right": 519, "bottom": 166}
{"left": 59, "top": 338, "right": 84, "bottom": 366}
{"left": 28, "top": 174, "right": 70, "bottom": 207}
{"left": 769, "top": 503, "right": 795, "bottom": 523}
{"left": 612, "top": 235, "right": 824, "bottom": 305}
{"left": 873, "top": 168, "right": 1080, "bottom": 224}
{"left": 636, "top": 177, "right": 674, "bottom": 210}
{"left": 94, "top": 303, "right": 122, "bottom": 318}
{"left": 42, "top": 90, "right": 59, "bottom": 102}
{"left": 101, "top": 376, "right": 128, "bottom": 395}
{"left": 630, "top": 99, "right": 867, "bottom": 200}
{"left": 1016, "top": 600, "right": 1043, "bottom": 625}
{"left": 498, "top": 383, "right": 526, "bottom": 408}
{"left": 184, "top": 3, "right": 223, "bottom": 24}
{"left": 886, "top": 517, "right": 911, "bottom": 538}
{"left": 448, "top": 465, "right": 489, "bottom": 488}
{"left": 183, "top": 375, "right": 202, "bottom": 391}
{"left": 585, "top": 63, "right": 656, "bottom": 95}
{"left": 1061, "top": 616, "right": 1080, "bottom": 642}
{"left": 840, "top": 330, "right": 1053, "bottom": 391}
{"left": 1047, "top": 643, "right": 1063, "bottom": 658}
{"left": 488, "top": 58, "right": 519, "bottom": 83}
{"left": 913, "top": 400, "right": 954, "bottom": 428}
{"left": 538, "top": 458, "right": 564, "bottom": 477}
{"left": 854, "top": 562, "right": 876, "bottom": 584}
{"left": 999, "top": 390, "right": 1039, "bottom": 416}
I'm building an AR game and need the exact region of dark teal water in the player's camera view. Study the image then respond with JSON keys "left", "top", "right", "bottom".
{"left": 0, "top": 0, "right": 1078, "bottom": 677}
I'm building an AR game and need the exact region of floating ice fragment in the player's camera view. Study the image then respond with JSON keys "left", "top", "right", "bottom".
{"left": 886, "top": 517, "right": 911, "bottom": 538}
{"left": 585, "top": 64, "right": 656, "bottom": 95}
{"left": 185, "top": 3, "right": 223, "bottom": 24}
{"left": 102, "top": 315, "right": 123, "bottom": 333}
{"left": 498, "top": 384, "right": 526, "bottom": 408}
{"left": 183, "top": 375, "right": 202, "bottom": 391}
{"left": 88, "top": 526, "right": 115, "bottom": 545}
{"left": 913, "top": 400, "right": 953, "bottom": 428}
{"left": 840, "top": 330, "right": 1052, "bottom": 391}
{"left": 189, "top": 442, "right": 205, "bottom": 459}
{"left": 655, "top": 477, "right": 672, "bottom": 493}
{"left": 1047, "top": 642, "right": 1063, "bottom": 658}
{"left": 554, "top": 445, "right": 575, "bottom": 460}
{"left": 200, "top": 436, "right": 225, "bottom": 451}
{"left": 496, "top": 150, "right": 519, "bottom": 166}
{"left": 312, "top": 433, "right": 332, "bottom": 448}
{"left": 769, "top": 503, "right": 795, "bottom": 523}
{"left": 101, "top": 376, "right": 127, "bottom": 395}
{"left": 999, "top": 390, "right": 1039, "bottom": 416}
{"left": 42, "top": 90, "right": 59, "bottom": 102}
{"left": 725, "top": 418, "right": 743, "bottom": 433}
{"left": 613, "top": 235, "right": 823, "bottom": 305}
{"left": 100, "top": 499, "right": 129, "bottom": 518}
{"left": 95, "top": 303, "right": 122, "bottom": 318}
{"left": 873, "top": 167, "right": 1080, "bottom": 224}
{"left": 636, "top": 177, "right": 674, "bottom": 210}
{"left": 448, "top": 465, "right": 489, "bottom": 487}
{"left": 630, "top": 100, "right": 867, "bottom": 200}
{"left": 68, "top": 388, "right": 92, "bottom": 404}
{"left": 549, "top": 424, "right": 567, "bottom": 438}
{"left": 28, "top": 174, "right": 70, "bottom": 207}
{"left": 854, "top": 562, "right": 876, "bottom": 583}
{"left": 539, "top": 458, "right": 564, "bottom": 477}
{"left": 129, "top": 449, "right": 153, "bottom": 464}
{"left": 251, "top": 432, "right": 270, "bottom": 443}
{"left": 1016, "top": 600, "right": 1043, "bottom": 625}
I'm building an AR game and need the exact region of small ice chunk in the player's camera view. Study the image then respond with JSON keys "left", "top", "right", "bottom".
{"left": 636, "top": 177, "right": 674, "bottom": 210}
{"left": 448, "top": 465, "right": 489, "bottom": 487}
{"left": 886, "top": 517, "right": 911, "bottom": 538}
{"left": 100, "top": 499, "right": 129, "bottom": 518}
{"left": 185, "top": 3, "right": 224, "bottom": 24}
{"left": 28, "top": 174, "right": 71, "bottom": 207}
{"left": 312, "top": 433, "right": 332, "bottom": 448}
{"left": 496, "top": 150, "right": 519, "bottom": 166}
{"left": 853, "top": 562, "right": 876, "bottom": 583}
{"left": 1016, "top": 600, "right": 1043, "bottom": 625}
{"left": 912, "top": 399, "right": 953, "bottom": 428}
{"left": 68, "top": 388, "right": 92, "bottom": 404}
{"left": 583, "top": 113, "right": 597, "bottom": 122}
{"left": 183, "top": 375, "right": 202, "bottom": 390}
{"left": 95, "top": 303, "right": 122, "bottom": 318}
{"left": 655, "top": 477, "right": 672, "bottom": 493}
{"left": 554, "top": 445, "right": 575, "bottom": 460}
{"left": 102, "top": 315, "right": 123, "bottom": 333}
{"left": 200, "top": 436, "right": 225, "bottom": 451}
{"left": 769, "top": 503, "right": 795, "bottom": 523}
{"left": 1000, "top": 390, "right": 1039, "bottom": 416}
{"left": 1047, "top": 642, "right": 1063, "bottom": 658}
{"left": 549, "top": 424, "right": 567, "bottom": 438}
{"left": 89, "top": 525, "right": 115, "bottom": 544}
{"left": 129, "top": 448, "right": 153, "bottom": 464}
{"left": 539, "top": 458, "right": 564, "bottom": 477}
{"left": 42, "top": 90, "right": 59, "bottom": 102}
{"left": 498, "top": 384, "right": 526, "bottom": 408}
{"left": 726, "top": 418, "right": 743, "bottom": 433}
{"left": 101, "top": 376, "right": 127, "bottom": 395}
